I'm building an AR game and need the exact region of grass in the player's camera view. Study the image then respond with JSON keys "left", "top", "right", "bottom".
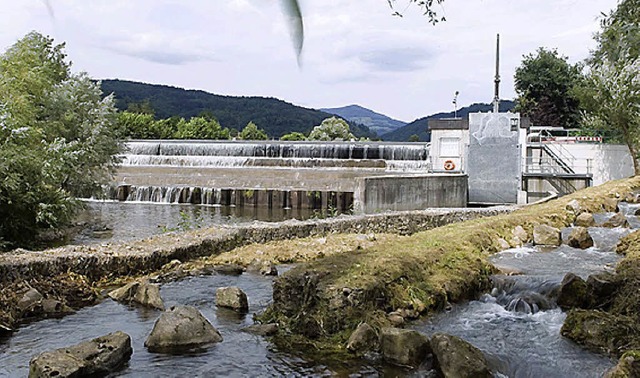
{"left": 257, "top": 175, "right": 640, "bottom": 352}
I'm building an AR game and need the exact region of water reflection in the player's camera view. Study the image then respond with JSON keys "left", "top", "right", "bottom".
{"left": 72, "top": 201, "right": 321, "bottom": 245}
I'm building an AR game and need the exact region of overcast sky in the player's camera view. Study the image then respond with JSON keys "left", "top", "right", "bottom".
{"left": 0, "top": 0, "right": 619, "bottom": 123}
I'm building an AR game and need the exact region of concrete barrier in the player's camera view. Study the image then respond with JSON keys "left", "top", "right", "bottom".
{"left": 354, "top": 174, "right": 468, "bottom": 213}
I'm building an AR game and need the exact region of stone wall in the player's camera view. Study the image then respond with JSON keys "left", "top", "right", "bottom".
{"left": 0, "top": 207, "right": 512, "bottom": 285}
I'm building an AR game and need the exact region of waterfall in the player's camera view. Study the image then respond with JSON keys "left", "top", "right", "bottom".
{"left": 121, "top": 140, "right": 430, "bottom": 172}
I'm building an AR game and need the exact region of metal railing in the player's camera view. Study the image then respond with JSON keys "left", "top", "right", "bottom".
{"left": 523, "top": 157, "right": 593, "bottom": 175}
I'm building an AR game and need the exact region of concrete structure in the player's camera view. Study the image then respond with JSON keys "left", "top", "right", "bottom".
{"left": 110, "top": 140, "right": 467, "bottom": 214}
{"left": 467, "top": 112, "right": 526, "bottom": 204}
{"left": 429, "top": 118, "right": 469, "bottom": 173}
{"left": 429, "top": 112, "right": 634, "bottom": 204}
{"left": 353, "top": 174, "right": 467, "bottom": 213}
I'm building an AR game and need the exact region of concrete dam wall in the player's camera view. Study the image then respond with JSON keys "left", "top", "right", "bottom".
{"left": 109, "top": 140, "right": 467, "bottom": 213}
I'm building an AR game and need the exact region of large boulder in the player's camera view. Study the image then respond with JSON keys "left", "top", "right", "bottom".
{"left": 380, "top": 327, "right": 430, "bottom": 368}
{"left": 533, "top": 224, "right": 561, "bottom": 246}
{"left": 575, "top": 212, "right": 596, "bottom": 227}
{"left": 346, "top": 322, "right": 378, "bottom": 354}
{"left": 216, "top": 286, "right": 249, "bottom": 313}
{"left": 108, "top": 280, "right": 165, "bottom": 310}
{"left": 29, "top": 331, "right": 132, "bottom": 378}
{"left": 145, "top": 305, "right": 223, "bottom": 352}
{"left": 603, "top": 213, "right": 630, "bottom": 228}
{"left": 587, "top": 272, "right": 619, "bottom": 309}
{"left": 567, "top": 227, "right": 594, "bottom": 249}
{"left": 557, "top": 273, "right": 589, "bottom": 310}
{"left": 132, "top": 282, "right": 165, "bottom": 310}
{"left": 561, "top": 309, "right": 640, "bottom": 355}
{"left": 605, "top": 350, "right": 640, "bottom": 378}
{"left": 430, "top": 333, "right": 492, "bottom": 378}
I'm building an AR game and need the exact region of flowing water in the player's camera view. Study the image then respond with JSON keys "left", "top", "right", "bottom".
{"left": 413, "top": 203, "right": 640, "bottom": 378}
{"left": 0, "top": 267, "right": 410, "bottom": 377}
{"left": 2, "top": 204, "right": 638, "bottom": 377}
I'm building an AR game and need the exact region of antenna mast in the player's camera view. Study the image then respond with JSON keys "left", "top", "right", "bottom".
{"left": 493, "top": 34, "right": 500, "bottom": 113}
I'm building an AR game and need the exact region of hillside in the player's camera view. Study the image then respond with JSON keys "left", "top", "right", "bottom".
{"left": 99, "top": 80, "right": 376, "bottom": 139}
{"left": 320, "top": 104, "right": 406, "bottom": 135}
{"left": 382, "top": 101, "right": 516, "bottom": 142}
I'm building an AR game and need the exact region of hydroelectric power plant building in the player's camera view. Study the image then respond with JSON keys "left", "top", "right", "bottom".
{"left": 110, "top": 110, "right": 634, "bottom": 213}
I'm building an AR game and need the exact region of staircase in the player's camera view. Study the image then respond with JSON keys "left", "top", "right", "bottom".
{"left": 523, "top": 142, "right": 593, "bottom": 201}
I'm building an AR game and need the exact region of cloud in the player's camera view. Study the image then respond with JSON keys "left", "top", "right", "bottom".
{"left": 106, "top": 47, "right": 212, "bottom": 65}
{"left": 358, "top": 47, "right": 434, "bottom": 72}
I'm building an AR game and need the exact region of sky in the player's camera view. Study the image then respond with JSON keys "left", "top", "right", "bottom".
{"left": 0, "top": 0, "right": 619, "bottom": 123}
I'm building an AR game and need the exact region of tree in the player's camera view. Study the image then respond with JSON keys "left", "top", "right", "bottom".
{"left": 308, "top": 117, "right": 355, "bottom": 141}
{"left": 514, "top": 48, "right": 584, "bottom": 128}
{"left": 0, "top": 32, "right": 122, "bottom": 249}
{"left": 174, "top": 116, "right": 230, "bottom": 139}
{"left": 239, "top": 121, "right": 268, "bottom": 140}
{"left": 117, "top": 111, "right": 155, "bottom": 139}
{"left": 581, "top": 0, "right": 640, "bottom": 174}
{"left": 408, "top": 134, "right": 420, "bottom": 142}
{"left": 280, "top": 131, "right": 307, "bottom": 141}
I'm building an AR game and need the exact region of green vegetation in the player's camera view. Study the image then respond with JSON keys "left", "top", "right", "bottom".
{"left": 259, "top": 175, "right": 640, "bottom": 353}
{"left": 0, "top": 32, "right": 122, "bottom": 250}
{"left": 101, "top": 80, "right": 377, "bottom": 140}
{"left": 514, "top": 48, "right": 584, "bottom": 129}
{"left": 280, "top": 132, "right": 307, "bottom": 141}
{"left": 117, "top": 112, "right": 231, "bottom": 140}
{"left": 308, "top": 117, "right": 356, "bottom": 141}
{"left": 238, "top": 121, "right": 268, "bottom": 140}
{"left": 580, "top": 0, "right": 640, "bottom": 174}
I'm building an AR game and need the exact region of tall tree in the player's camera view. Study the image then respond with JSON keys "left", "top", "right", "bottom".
{"left": 239, "top": 121, "right": 268, "bottom": 140}
{"left": 581, "top": 0, "right": 640, "bottom": 174}
{"left": 0, "top": 32, "right": 122, "bottom": 249}
{"left": 514, "top": 48, "right": 584, "bottom": 128}
{"left": 308, "top": 117, "right": 355, "bottom": 141}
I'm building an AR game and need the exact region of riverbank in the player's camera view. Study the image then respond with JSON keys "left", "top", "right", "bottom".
{"left": 0, "top": 206, "right": 510, "bottom": 331}
{"left": 259, "top": 176, "right": 640, "bottom": 355}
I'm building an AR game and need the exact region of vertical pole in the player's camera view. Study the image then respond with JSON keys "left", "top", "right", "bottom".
{"left": 493, "top": 34, "right": 500, "bottom": 113}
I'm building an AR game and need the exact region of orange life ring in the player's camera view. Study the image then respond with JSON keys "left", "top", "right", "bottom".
{"left": 444, "top": 160, "right": 455, "bottom": 171}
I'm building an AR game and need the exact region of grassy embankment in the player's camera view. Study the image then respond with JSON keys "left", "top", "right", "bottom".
{"left": 245, "top": 176, "right": 640, "bottom": 353}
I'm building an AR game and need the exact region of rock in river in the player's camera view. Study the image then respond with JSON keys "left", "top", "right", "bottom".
{"left": 29, "top": 331, "right": 132, "bottom": 378}
{"left": 108, "top": 280, "right": 165, "bottom": 310}
{"left": 380, "top": 327, "right": 430, "bottom": 368}
{"left": 430, "top": 333, "right": 492, "bottom": 378}
{"left": 145, "top": 305, "right": 222, "bottom": 352}
{"left": 533, "top": 224, "right": 561, "bottom": 246}
{"left": 567, "top": 227, "right": 594, "bottom": 249}
{"left": 216, "top": 286, "right": 249, "bottom": 313}
{"left": 346, "top": 322, "right": 378, "bottom": 354}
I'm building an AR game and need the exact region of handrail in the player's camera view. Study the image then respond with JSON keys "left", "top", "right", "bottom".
{"left": 523, "top": 157, "right": 593, "bottom": 175}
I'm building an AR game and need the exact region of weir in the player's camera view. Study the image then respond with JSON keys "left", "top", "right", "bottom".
{"left": 108, "top": 140, "right": 467, "bottom": 213}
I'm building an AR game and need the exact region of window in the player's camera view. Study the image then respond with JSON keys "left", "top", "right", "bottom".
{"left": 439, "top": 137, "right": 460, "bottom": 157}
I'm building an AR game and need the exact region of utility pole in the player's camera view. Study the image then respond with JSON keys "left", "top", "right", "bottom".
{"left": 453, "top": 91, "right": 459, "bottom": 118}
{"left": 493, "top": 34, "right": 500, "bottom": 114}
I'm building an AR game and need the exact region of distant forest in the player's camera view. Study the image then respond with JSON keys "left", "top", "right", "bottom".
{"left": 100, "top": 79, "right": 377, "bottom": 139}
{"left": 382, "top": 101, "right": 516, "bottom": 142}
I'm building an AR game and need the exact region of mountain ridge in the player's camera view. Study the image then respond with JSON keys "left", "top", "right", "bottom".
{"left": 320, "top": 104, "right": 406, "bottom": 135}
{"left": 99, "top": 79, "right": 377, "bottom": 139}
{"left": 381, "top": 100, "right": 517, "bottom": 142}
